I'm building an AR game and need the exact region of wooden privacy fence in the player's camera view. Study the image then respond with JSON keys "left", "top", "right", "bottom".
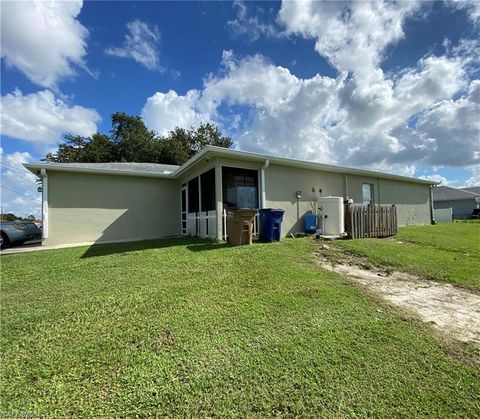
{"left": 345, "top": 204, "right": 397, "bottom": 239}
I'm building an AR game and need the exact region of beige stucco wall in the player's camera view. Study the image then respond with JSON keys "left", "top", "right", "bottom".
{"left": 265, "top": 164, "right": 345, "bottom": 236}
{"left": 377, "top": 178, "right": 431, "bottom": 225}
{"left": 46, "top": 172, "right": 180, "bottom": 246}
{"left": 265, "top": 164, "right": 432, "bottom": 236}
{"left": 346, "top": 175, "right": 431, "bottom": 225}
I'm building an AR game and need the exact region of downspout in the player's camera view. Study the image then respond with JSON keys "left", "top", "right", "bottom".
{"left": 344, "top": 173, "right": 349, "bottom": 200}
{"left": 429, "top": 185, "right": 436, "bottom": 225}
{"left": 377, "top": 177, "right": 381, "bottom": 204}
{"left": 40, "top": 169, "right": 48, "bottom": 239}
{"left": 261, "top": 159, "right": 269, "bottom": 209}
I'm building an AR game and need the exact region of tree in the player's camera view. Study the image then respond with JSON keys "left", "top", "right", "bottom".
{"left": 160, "top": 127, "right": 192, "bottom": 165}
{"left": 160, "top": 123, "right": 232, "bottom": 165}
{"left": 0, "top": 213, "right": 21, "bottom": 221}
{"left": 45, "top": 133, "right": 115, "bottom": 163}
{"left": 110, "top": 113, "right": 162, "bottom": 162}
{"left": 44, "top": 113, "right": 232, "bottom": 165}
{"left": 82, "top": 134, "right": 115, "bottom": 162}
{"left": 26, "top": 215, "right": 36, "bottom": 221}
{"left": 191, "top": 122, "right": 232, "bottom": 153}
{"left": 44, "top": 134, "right": 88, "bottom": 163}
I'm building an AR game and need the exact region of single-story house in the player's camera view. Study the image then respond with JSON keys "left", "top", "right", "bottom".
{"left": 25, "top": 146, "right": 438, "bottom": 246}
{"left": 433, "top": 186, "right": 480, "bottom": 219}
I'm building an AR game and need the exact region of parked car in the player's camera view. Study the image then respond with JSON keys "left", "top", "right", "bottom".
{"left": 33, "top": 220, "right": 43, "bottom": 230}
{"left": 0, "top": 221, "right": 42, "bottom": 249}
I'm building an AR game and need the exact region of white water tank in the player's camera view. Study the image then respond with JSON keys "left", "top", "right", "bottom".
{"left": 318, "top": 196, "right": 344, "bottom": 235}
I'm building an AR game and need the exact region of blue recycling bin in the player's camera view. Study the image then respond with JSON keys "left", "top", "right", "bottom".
{"left": 304, "top": 213, "right": 317, "bottom": 234}
{"left": 259, "top": 209, "right": 285, "bottom": 242}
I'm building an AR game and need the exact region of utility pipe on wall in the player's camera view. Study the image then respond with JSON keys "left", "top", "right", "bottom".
{"left": 429, "top": 184, "right": 436, "bottom": 225}
{"left": 41, "top": 169, "right": 48, "bottom": 239}
{"left": 261, "top": 159, "right": 269, "bottom": 209}
{"left": 377, "top": 177, "right": 381, "bottom": 204}
{"left": 344, "top": 173, "right": 349, "bottom": 200}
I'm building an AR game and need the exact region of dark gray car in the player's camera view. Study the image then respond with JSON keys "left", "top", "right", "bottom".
{"left": 0, "top": 221, "right": 42, "bottom": 249}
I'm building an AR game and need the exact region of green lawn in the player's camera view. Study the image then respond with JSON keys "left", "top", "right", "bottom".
{"left": 1, "top": 237, "right": 479, "bottom": 417}
{"left": 335, "top": 222, "right": 480, "bottom": 291}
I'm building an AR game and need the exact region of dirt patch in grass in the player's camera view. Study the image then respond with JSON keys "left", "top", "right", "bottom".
{"left": 151, "top": 330, "right": 176, "bottom": 351}
{"left": 315, "top": 245, "right": 480, "bottom": 349}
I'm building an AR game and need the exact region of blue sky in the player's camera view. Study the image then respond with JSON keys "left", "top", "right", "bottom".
{"left": 1, "top": 0, "right": 479, "bottom": 217}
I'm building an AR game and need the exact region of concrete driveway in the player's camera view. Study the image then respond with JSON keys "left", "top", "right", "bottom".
{"left": 1, "top": 240, "right": 43, "bottom": 255}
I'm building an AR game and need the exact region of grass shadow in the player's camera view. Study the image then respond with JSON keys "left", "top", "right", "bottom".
{"left": 186, "top": 242, "right": 230, "bottom": 252}
{"left": 81, "top": 236, "right": 208, "bottom": 258}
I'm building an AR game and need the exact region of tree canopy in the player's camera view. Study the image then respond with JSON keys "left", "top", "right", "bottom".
{"left": 0, "top": 213, "right": 36, "bottom": 221}
{"left": 44, "top": 113, "right": 232, "bottom": 165}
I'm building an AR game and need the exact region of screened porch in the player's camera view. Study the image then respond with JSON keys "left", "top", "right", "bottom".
{"left": 181, "top": 165, "right": 260, "bottom": 240}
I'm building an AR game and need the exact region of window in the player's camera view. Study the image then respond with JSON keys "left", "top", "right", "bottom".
{"left": 222, "top": 166, "right": 258, "bottom": 208}
{"left": 362, "top": 183, "right": 374, "bottom": 205}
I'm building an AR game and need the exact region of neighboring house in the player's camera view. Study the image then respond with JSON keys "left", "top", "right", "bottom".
{"left": 24, "top": 146, "right": 438, "bottom": 246}
{"left": 432, "top": 186, "right": 480, "bottom": 219}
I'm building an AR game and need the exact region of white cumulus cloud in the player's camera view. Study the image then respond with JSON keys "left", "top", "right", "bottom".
{"left": 1, "top": 0, "right": 89, "bottom": 89}
{"left": 278, "top": 0, "right": 422, "bottom": 78}
{"left": 415, "top": 79, "right": 480, "bottom": 167}
{"left": 1, "top": 89, "right": 101, "bottom": 147}
{"left": 203, "top": 51, "right": 301, "bottom": 115}
{"left": 141, "top": 89, "right": 210, "bottom": 135}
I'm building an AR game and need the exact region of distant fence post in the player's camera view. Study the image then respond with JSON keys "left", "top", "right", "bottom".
{"left": 344, "top": 203, "right": 398, "bottom": 239}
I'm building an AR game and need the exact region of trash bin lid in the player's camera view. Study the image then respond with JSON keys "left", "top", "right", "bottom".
{"left": 260, "top": 208, "right": 285, "bottom": 213}
{"left": 233, "top": 208, "right": 258, "bottom": 216}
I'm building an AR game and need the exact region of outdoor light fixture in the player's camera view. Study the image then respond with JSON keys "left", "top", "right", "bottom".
{"left": 296, "top": 190, "right": 302, "bottom": 199}
{"left": 37, "top": 186, "right": 43, "bottom": 193}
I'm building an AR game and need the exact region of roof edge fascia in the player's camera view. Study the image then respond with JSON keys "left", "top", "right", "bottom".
{"left": 23, "top": 163, "right": 175, "bottom": 179}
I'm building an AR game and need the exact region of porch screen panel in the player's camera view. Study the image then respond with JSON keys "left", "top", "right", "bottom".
{"left": 188, "top": 177, "right": 199, "bottom": 213}
{"left": 200, "top": 168, "right": 215, "bottom": 212}
{"left": 181, "top": 184, "right": 186, "bottom": 212}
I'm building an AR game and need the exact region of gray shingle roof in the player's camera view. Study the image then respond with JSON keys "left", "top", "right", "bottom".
{"left": 29, "top": 162, "right": 180, "bottom": 175}
{"left": 433, "top": 186, "right": 480, "bottom": 201}
{"left": 24, "top": 146, "right": 438, "bottom": 185}
{"left": 463, "top": 187, "right": 480, "bottom": 195}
